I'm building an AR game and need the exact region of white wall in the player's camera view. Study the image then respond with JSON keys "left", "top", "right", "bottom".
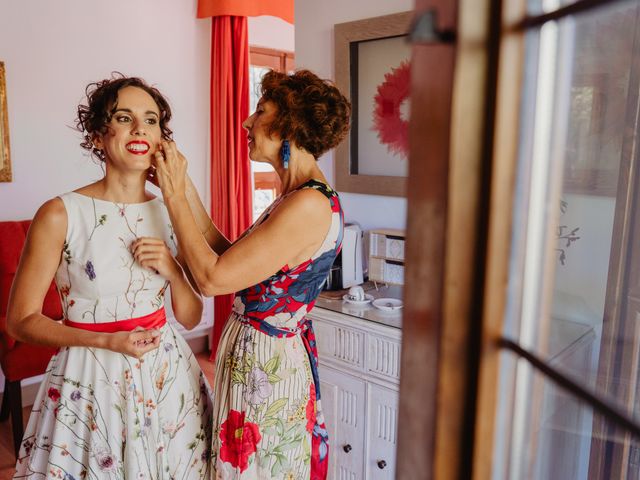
{"left": 0, "top": 0, "right": 211, "bottom": 221}
{"left": 553, "top": 193, "right": 616, "bottom": 325}
{"left": 0, "top": 0, "right": 212, "bottom": 400}
{"left": 295, "top": 0, "right": 412, "bottom": 231}
{"left": 249, "top": 16, "right": 295, "bottom": 52}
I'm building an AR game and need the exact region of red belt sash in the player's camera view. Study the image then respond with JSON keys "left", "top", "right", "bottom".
{"left": 65, "top": 307, "right": 167, "bottom": 332}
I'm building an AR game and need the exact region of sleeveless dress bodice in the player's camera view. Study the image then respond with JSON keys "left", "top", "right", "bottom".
{"left": 232, "top": 180, "right": 343, "bottom": 330}
{"left": 56, "top": 192, "right": 176, "bottom": 323}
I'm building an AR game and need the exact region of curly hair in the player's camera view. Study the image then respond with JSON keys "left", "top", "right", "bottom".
{"left": 260, "top": 69, "right": 351, "bottom": 158}
{"left": 76, "top": 73, "right": 173, "bottom": 161}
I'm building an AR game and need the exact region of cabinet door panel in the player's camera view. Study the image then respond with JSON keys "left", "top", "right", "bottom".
{"left": 320, "top": 378, "right": 339, "bottom": 480}
{"left": 321, "top": 367, "right": 366, "bottom": 479}
{"left": 366, "top": 384, "right": 399, "bottom": 479}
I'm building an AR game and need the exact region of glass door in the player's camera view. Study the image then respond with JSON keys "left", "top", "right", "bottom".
{"left": 480, "top": 0, "right": 640, "bottom": 478}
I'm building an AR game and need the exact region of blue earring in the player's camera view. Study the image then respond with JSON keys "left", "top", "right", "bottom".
{"left": 281, "top": 140, "right": 290, "bottom": 169}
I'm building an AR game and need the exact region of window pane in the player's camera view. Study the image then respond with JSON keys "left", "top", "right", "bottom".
{"left": 249, "top": 65, "right": 270, "bottom": 114}
{"left": 494, "top": 350, "right": 634, "bottom": 480}
{"left": 248, "top": 64, "right": 276, "bottom": 221}
{"left": 498, "top": 1, "right": 640, "bottom": 477}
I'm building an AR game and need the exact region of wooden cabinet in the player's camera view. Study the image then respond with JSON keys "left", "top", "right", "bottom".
{"left": 309, "top": 308, "right": 401, "bottom": 479}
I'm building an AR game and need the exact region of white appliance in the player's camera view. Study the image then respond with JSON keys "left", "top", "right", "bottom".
{"left": 341, "top": 224, "right": 364, "bottom": 288}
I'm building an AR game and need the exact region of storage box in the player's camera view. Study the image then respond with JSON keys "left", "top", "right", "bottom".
{"left": 368, "top": 229, "right": 405, "bottom": 285}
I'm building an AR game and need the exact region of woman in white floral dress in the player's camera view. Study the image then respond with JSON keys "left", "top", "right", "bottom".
{"left": 7, "top": 75, "right": 212, "bottom": 479}
{"left": 145, "top": 70, "right": 350, "bottom": 479}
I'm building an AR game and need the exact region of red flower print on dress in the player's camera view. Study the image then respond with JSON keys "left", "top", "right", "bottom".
{"left": 47, "top": 387, "right": 61, "bottom": 402}
{"left": 372, "top": 60, "right": 411, "bottom": 159}
{"left": 219, "top": 409, "right": 261, "bottom": 472}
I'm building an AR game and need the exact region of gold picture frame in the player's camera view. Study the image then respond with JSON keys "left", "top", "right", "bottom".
{"left": 334, "top": 11, "right": 413, "bottom": 197}
{"left": 0, "top": 62, "right": 12, "bottom": 182}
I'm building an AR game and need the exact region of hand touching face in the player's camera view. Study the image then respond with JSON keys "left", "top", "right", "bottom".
{"left": 151, "top": 141, "right": 188, "bottom": 201}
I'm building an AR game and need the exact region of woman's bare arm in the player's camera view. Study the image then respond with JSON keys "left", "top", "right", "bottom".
{"left": 164, "top": 188, "right": 330, "bottom": 296}
{"left": 184, "top": 175, "right": 232, "bottom": 255}
{"left": 151, "top": 141, "right": 332, "bottom": 297}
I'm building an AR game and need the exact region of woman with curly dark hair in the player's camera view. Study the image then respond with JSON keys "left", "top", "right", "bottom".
{"left": 139, "top": 69, "right": 350, "bottom": 479}
{"left": 8, "top": 74, "right": 213, "bottom": 478}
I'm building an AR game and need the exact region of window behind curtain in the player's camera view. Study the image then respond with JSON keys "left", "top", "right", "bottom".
{"left": 249, "top": 47, "right": 294, "bottom": 221}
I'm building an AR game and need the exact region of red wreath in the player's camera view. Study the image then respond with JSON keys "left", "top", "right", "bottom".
{"left": 372, "top": 61, "right": 411, "bottom": 159}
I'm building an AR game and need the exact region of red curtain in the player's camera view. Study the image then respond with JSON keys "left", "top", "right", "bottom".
{"left": 209, "top": 16, "right": 253, "bottom": 361}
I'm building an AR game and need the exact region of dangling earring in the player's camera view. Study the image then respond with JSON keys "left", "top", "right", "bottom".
{"left": 281, "top": 140, "right": 290, "bottom": 169}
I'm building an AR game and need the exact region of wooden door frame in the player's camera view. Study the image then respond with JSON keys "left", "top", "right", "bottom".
{"left": 396, "top": 0, "right": 498, "bottom": 477}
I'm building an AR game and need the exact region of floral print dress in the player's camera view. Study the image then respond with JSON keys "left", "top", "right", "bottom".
{"left": 14, "top": 192, "right": 213, "bottom": 480}
{"left": 211, "top": 180, "right": 343, "bottom": 480}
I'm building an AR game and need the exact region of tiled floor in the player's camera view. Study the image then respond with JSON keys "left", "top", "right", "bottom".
{"left": 0, "top": 351, "right": 215, "bottom": 479}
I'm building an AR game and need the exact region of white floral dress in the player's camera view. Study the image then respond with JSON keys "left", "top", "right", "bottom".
{"left": 14, "top": 192, "right": 213, "bottom": 480}
{"left": 211, "top": 180, "right": 343, "bottom": 480}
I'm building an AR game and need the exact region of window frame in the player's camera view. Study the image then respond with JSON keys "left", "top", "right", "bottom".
{"left": 474, "top": 0, "right": 640, "bottom": 478}
{"left": 247, "top": 46, "right": 294, "bottom": 214}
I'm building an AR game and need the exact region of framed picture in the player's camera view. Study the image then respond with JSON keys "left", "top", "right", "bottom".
{"left": 563, "top": 74, "right": 617, "bottom": 196}
{"left": 334, "top": 11, "right": 413, "bottom": 197}
{"left": 0, "top": 62, "right": 11, "bottom": 182}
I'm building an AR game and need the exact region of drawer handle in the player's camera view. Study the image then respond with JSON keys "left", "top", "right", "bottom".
{"left": 343, "top": 444, "right": 352, "bottom": 453}
{"left": 377, "top": 460, "right": 387, "bottom": 470}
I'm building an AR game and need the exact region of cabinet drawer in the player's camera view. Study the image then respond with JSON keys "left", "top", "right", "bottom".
{"left": 315, "top": 319, "right": 365, "bottom": 371}
{"left": 366, "top": 384, "right": 399, "bottom": 479}
{"left": 367, "top": 334, "right": 401, "bottom": 383}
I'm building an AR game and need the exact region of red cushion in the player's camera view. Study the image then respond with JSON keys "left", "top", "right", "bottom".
{"left": 0, "top": 219, "right": 62, "bottom": 379}
{"left": 0, "top": 341, "right": 57, "bottom": 381}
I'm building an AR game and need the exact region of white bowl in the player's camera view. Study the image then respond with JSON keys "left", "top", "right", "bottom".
{"left": 372, "top": 298, "right": 403, "bottom": 311}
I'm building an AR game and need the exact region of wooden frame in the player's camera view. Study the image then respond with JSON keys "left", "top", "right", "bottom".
{"left": 248, "top": 47, "right": 293, "bottom": 220}
{"left": 249, "top": 46, "right": 294, "bottom": 73}
{"left": 473, "top": 0, "right": 527, "bottom": 477}
{"left": 0, "top": 62, "right": 11, "bottom": 183}
{"left": 334, "top": 12, "right": 413, "bottom": 197}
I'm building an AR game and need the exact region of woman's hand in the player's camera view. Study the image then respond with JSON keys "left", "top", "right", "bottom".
{"left": 132, "top": 237, "right": 181, "bottom": 282}
{"left": 154, "top": 141, "right": 188, "bottom": 202}
{"left": 105, "top": 328, "right": 161, "bottom": 358}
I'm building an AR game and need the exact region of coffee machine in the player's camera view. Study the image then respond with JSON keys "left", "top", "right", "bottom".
{"left": 325, "top": 224, "right": 364, "bottom": 290}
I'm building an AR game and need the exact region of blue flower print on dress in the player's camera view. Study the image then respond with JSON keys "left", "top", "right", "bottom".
{"left": 313, "top": 422, "right": 329, "bottom": 461}
{"left": 84, "top": 260, "right": 96, "bottom": 281}
{"left": 287, "top": 250, "right": 337, "bottom": 304}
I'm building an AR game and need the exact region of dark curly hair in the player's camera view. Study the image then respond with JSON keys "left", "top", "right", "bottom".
{"left": 260, "top": 69, "right": 351, "bottom": 158}
{"left": 76, "top": 73, "right": 173, "bottom": 161}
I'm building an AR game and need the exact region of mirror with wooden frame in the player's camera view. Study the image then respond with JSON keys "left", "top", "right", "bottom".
{"left": 0, "top": 62, "right": 11, "bottom": 183}
{"left": 334, "top": 11, "right": 413, "bottom": 197}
